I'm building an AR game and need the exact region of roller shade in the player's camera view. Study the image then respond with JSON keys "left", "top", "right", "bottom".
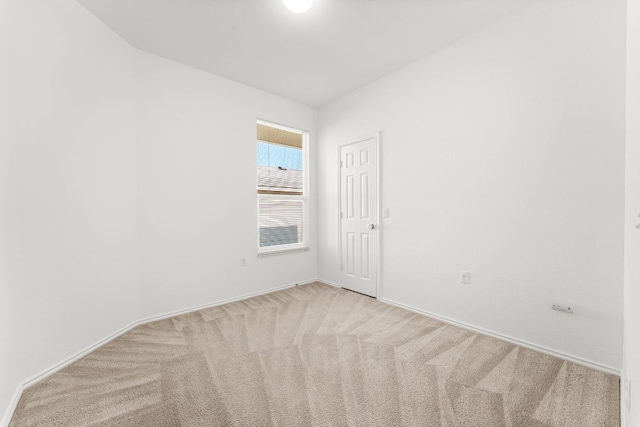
{"left": 257, "top": 123, "right": 302, "bottom": 148}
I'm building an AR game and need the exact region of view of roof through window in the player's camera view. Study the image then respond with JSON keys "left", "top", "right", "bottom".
{"left": 257, "top": 130, "right": 303, "bottom": 195}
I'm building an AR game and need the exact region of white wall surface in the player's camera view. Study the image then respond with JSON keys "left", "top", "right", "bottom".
{"left": 0, "top": 4, "right": 318, "bottom": 420}
{"left": 135, "top": 52, "right": 317, "bottom": 318}
{"left": 624, "top": 0, "right": 640, "bottom": 424}
{"left": 318, "top": 0, "right": 625, "bottom": 370}
{"left": 0, "top": 0, "right": 138, "bottom": 421}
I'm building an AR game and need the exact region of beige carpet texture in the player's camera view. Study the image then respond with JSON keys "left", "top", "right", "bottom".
{"left": 10, "top": 282, "right": 620, "bottom": 426}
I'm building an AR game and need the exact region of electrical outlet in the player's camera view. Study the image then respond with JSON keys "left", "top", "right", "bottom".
{"left": 383, "top": 208, "right": 390, "bottom": 218}
{"left": 459, "top": 271, "right": 470, "bottom": 284}
{"left": 551, "top": 303, "right": 573, "bottom": 314}
{"left": 240, "top": 257, "right": 246, "bottom": 267}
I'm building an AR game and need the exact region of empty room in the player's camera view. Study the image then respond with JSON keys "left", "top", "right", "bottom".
{"left": 1, "top": 0, "right": 639, "bottom": 426}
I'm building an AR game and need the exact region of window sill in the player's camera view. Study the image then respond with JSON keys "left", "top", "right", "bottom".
{"left": 257, "top": 246, "right": 310, "bottom": 258}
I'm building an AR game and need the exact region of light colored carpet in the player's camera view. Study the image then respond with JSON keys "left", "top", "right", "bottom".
{"left": 10, "top": 282, "right": 620, "bottom": 426}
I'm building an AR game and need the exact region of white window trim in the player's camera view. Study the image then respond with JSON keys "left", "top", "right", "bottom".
{"left": 256, "top": 120, "right": 309, "bottom": 256}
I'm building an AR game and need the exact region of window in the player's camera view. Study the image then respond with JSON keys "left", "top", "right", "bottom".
{"left": 257, "top": 120, "right": 308, "bottom": 255}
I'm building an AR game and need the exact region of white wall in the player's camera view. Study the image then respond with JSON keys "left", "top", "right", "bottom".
{"left": 318, "top": 0, "right": 626, "bottom": 370}
{"left": 135, "top": 52, "right": 317, "bottom": 318}
{"left": 0, "top": 0, "right": 138, "bottom": 421}
{"left": 624, "top": 0, "right": 640, "bottom": 424}
{"left": 0, "top": 5, "right": 319, "bottom": 420}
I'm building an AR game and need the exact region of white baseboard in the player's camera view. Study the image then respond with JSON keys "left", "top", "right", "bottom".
{"left": 3, "top": 278, "right": 618, "bottom": 426}
{"left": 314, "top": 279, "right": 618, "bottom": 375}
{"left": 1, "top": 279, "right": 316, "bottom": 427}
{"left": 317, "top": 279, "right": 340, "bottom": 288}
{"left": 2, "top": 387, "right": 23, "bottom": 427}
{"left": 379, "top": 297, "right": 620, "bottom": 377}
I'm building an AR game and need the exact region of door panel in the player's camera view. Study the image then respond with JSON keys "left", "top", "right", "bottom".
{"left": 347, "top": 232, "right": 355, "bottom": 275}
{"left": 361, "top": 234, "right": 370, "bottom": 279}
{"left": 360, "top": 174, "right": 369, "bottom": 219}
{"left": 340, "top": 136, "right": 378, "bottom": 297}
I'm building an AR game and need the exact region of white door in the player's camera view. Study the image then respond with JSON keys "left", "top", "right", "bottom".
{"left": 340, "top": 135, "right": 378, "bottom": 297}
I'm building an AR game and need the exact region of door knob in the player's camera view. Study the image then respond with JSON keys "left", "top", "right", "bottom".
{"left": 368, "top": 224, "right": 375, "bottom": 229}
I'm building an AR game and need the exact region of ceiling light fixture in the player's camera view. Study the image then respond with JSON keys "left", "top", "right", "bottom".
{"left": 282, "top": 0, "right": 312, "bottom": 13}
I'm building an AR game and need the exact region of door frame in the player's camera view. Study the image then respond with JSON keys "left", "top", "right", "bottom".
{"left": 337, "top": 132, "right": 381, "bottom": 298}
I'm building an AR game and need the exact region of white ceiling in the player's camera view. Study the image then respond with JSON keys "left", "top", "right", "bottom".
{"left": 78, "top": 0, "right": 533, "bottom": 107}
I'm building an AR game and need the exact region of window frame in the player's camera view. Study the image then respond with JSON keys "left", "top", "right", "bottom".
{"left": 256, "top": 119, "right": 310, "bottom": 257}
